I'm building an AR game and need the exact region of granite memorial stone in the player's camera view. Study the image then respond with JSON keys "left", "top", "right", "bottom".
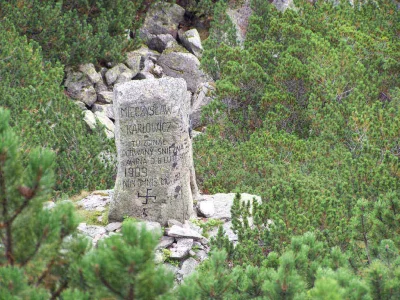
{"left": 109, "top": 77, "right": 195, "bottom": 224}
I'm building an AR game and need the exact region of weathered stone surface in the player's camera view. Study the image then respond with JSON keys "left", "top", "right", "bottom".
{"left": 148, "top": 34, "right": 177, "bottom": 53}
{"left": 83, "top": 110, "right": 96, "bottom": 130}
{"left": 272, "top": 0, "right": 295, "bottom": 12}
{"left": 191, "top": 82, "right": 215, "bottom": 128}
{"left": 226, "top": 0, "right": 252, "bottom": 45}
{"left": 97, "top": 91, "right": 114, "bottom": 104}
{"left": 92, "top": 104, "right": 115, "bottom": 120}
{"left": 115, "top": 71, "right": 135, "bottom": 85}
{"left": 184, "top": 220, "right": 203, "bottom": 235}
{"left": 157, "top": 236, "right": 175, "bottom": 249}
{"left": 167, "top": 225, "right": 203, "bottom": 240}
{"left": 109, "top": 78, "right": 195, "bottom": 224}
{"left": 95, "top": 80, "right": 109, "bottom": 94}
{"left": 197, "top": 200, "right": 215, "bottom": 218}
{"left": 140, "top": 2, "right": 185, "bottom": 41}
{"left": 105, "top": 222, "right": 122, "bottom": 232}
{"left": 125, "top": 52, "right": 141, "bottom": 76}
{"left": 77, "top": 192, "right": 111, "bottom": 210}
{"left": 170, "top": 238, "right": 193, "bottom": 259}
{"left": 200, "top": 193, "right": 261, "bottom": 220}
{"left": 79, "top": 63, "right": 102, "bottom": 84}
{"left": 105, "top": 63, "right": 131, "bottom": 86}
{"left": 65, "top": 71, "right": 97, "bottom": 106}
{"left": 195, "top": 250, "right": 208, "bottom": 261}
{"left": 178, "top": 29, "right": 203, "bottom": 58}
{"left": 158, "top": 51, "right": 209, "bottom": 93}
{"left": 223, "top": 221, "right": 238, "bottom": 241}
{"left": 179, "top": 257, "right": 198, "bottom": 278}
{"left": 94, "top": 111, "right": 114, "bottom": 139}
{"left": 168, "top": 219, "right": 183, "bottom": 227}
{"left": 77, "top": 223, "right": 107, "bottom": 238}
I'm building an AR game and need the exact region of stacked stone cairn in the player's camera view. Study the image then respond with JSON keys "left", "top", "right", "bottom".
{"left": 64, "top": 2, "right": 216, "bottom": 139}
{"left": 74, "top": 190, "right": 261, "bottom": 282}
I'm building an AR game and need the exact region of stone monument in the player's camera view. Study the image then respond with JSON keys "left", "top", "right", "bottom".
{"left": 109, "top": 77, "right": 195, "bottom": 224}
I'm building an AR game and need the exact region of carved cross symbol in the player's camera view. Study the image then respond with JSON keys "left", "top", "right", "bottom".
{"left": 138, "top": 188, "right": 156, "bottom": 204}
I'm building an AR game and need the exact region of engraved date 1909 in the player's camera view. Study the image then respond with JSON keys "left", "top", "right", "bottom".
{"left": 124, "top": 167, "right": 147, "bottom": 177}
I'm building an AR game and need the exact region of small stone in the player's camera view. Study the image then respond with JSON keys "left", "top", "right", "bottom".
{"left": 168, "top": 219, "right": 183, "bottom": 227}
{"left": 157, "top": 236, "right": 175, "bottom": 249}
{"left": 74, "top": 101, "right": 87, "bottom": 110}
{"left": 170, "top": 238, "right": 193, "bottom": 260}
{"left": 197, "top": 200, "right": 215, "bottom": 218}
{"left": 189, "top": 250, "right": 196, "bottom": 256}
{"left": 154, "top": 250, "right": 164, "bottom": 264}
{"left": 96, "top": 206, "right": 106, "bottom": 212}
{"left": 178, "top": 29, "right": 203, "bottom": 58}
{"left": 94, "top": 111, "right": 115, "bottom": 139}
{"left": 83, "top": 110, "right": 96, "bottom": 130}
{"left": 167, "top": 225, "right": 203, "bottom": 240}
{"left": 92, "top": 104, "right": 114, "bottom": 120}
{"left": 152, "top": 65, "right": 163, "bottom": 77}
{"left": 184, "top": 220, "right": 203, "bottom": 235}
{"left": 195, "top": 250, "right": 208, "bottom": 261}
{"left": 95, "top": 80, "right": 109, "bottom": 93}
{"left": 105, "top": 63, "right": 131, "bottom": 85}
{"left": 115, "top": 71, "right": 135, "bottom": 84}
{"left": 179, "top": 257, "right": 198, "bottom": 278}
{"left": 79, "top": 63, "right": 102, "bottom": 84}
{"left": 97, "top": 91, "right": 114, "bottom": 104}
{"left": 97, "top": 215, "right": 103, "bottom": 223}
{"left": 105, "top": 222, "right": 122, "bottom": 232}
{"left": 125, "top": 52, "right": 141, "bottom": 76}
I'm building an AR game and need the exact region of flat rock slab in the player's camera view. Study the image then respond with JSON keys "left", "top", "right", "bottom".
{"left": 105, "top": 222, "right": 122, "bottom": 232}
{"left": 198, "top": 193, "right": 261, "bottom": 220}
{"left": 167, "top": 225, "right": 203, "bottom": 240}
{"left": 77, "top": 193, "right": 111, "bottom": 210}
{"left": 157, "top": 236, "right": 175, "bottom": 249}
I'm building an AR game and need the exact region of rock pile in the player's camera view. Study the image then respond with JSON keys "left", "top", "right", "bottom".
{"left": 64, "top": 2, "right": 215, "bottom": 138}
{"left": 73, "top": 190, "right": 261, "bottom": 282}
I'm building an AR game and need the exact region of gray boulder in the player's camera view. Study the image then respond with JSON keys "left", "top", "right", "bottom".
{"left": 83, "top": 110, "right": 96, "bottom": 130}
{"left": 125, "top": 52, "right": 141, "bottom": 75}
{"left": 105, "top": 63, "right": 132, "bottom": 86}
{"left": 140, "top": 2, "right": 185, "bottom": 42}
{"left": 94, "top": 111, "right": 115, "bottom": 139}
{"left": 178, "top": 29, "right": 203, "bottom": 58}
{"left": 197, "top": 200, "right": 215, "bottom": 218}
{"left": 79, "top": 63, "right": 102, "bottom": 84}
{"left": 77, "top": 191, "right": 111, "bottom": 210}
{"left": 148, "top": 34, "right": 177, "bottom": 53}
{"left": 157, "top": 236, "right": 175, "bottom": 249}
{"left": 158, "top": 51, "right": 210, "bottom": 93}
{"left": 64, "top": 71, "right": 97, "bottom": 106}
{"left": 191, "top": 82, "right": 215, "bottom": 128}
{"left": 179, "top": 258, "right": 199, "bottom": 279}
{"left": 77, "top": 223, "right": 107, "bottom": 238}
{"left": 92, "top": 103, "right": 114, "bottom": 120}
{"left": 170, "top": 238, "right": 193, "bottom": 260}
{"left": 167, "top": 225, "right": 203, "bottom": 240}
{"left": 199, "top": 193, "right": 261, "bottom": 220}
{"left": 95, "top": 80, "right": 109, "bottom": 94}
{"left": 105, "top": 222, "right": 122, "bottom": 232}
{"left": 97, "top": 91, "right": 114, "bottom": 104}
